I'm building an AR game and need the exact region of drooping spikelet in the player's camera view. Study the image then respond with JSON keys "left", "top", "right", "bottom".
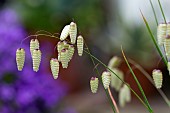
{"left": 32, "top": 49, "right": 41, "bottom": 72}
{"left": 152, "top": 69, "right": 163, "bottom": 89}
{"left": 30, "top": 39, "right": 39, "bottom": 56}
{"left": 57, "top": 41, "right": 64, "bottom": 54}
{"left": 77, "top": 35, "right": 84, "bottom": 56}
{"left": 90, "top": 77, "right": 99, "bottom": 93}
{"left": 68, "top": 45, "right": 74, "bottom": 61}
{"left": 102, "top": 71, "right": 111, "bottom": 89}
{"left": 50, "top": 58, "right": 59, "bottom": 79}
{"left": 108, "top": 56, "right": 121, "bottom": 69}
{"left": 69, "top": 22, "right": 77, "bottom": 44}
{"left": 110, "top": 68, "right": 124, "bottom": 91}
{"left": 60, "top": 49, "right": 68, "bottom": 68}
{"left": 167, "top": 22, "right": 170, "bottom": 36}
{"left": 164, "top": 35, "right": 170, "bottom": 57}
{"left": 16, "top": 48, "right": 25, "bottom": 71}
{"left": 119, "top": 84, "right": 131, "bottom": 108}
{"left": 157, "top": 23, "right": 167, "bottom": 45}
{"left": 60, "top": 25, "right": 70, "bottom": 41}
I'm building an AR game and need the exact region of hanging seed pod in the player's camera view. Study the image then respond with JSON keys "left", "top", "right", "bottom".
{"left": 30, "top": 39, "right": 39, "bottom": 56}
{"left": 110, "top": 68, "right": 124, "bottom": 91}
{"left": 90, "top": 77, "right": 99, "bottom": 93}
{"left": 50, "top": 58, "right": 59, "bottom": 79}
{"left": 60, "top": 49, "right": 68, "bottom": 68}
{"left": 157, "top": 23, "right": 167, "bottom": 45}
{"left": 16, "top": 48, "right": 25, "bottom": 71}
{"left": 60, "top": 25, "right": 70, "bottom": 41}
{"left": 164, "top": 35, "right": 170, "bottom": 57}
{"left": 108, "top": 56, "right": 121, "bottom": 69}
{"left": 152, "top": 69, "right": 163, "bottom": 89}
{"left": 32, "top": 49, "right": 41, "bottom": 72}
{"left": 167, "top": 22, "right": 170, "bottom": 36}
{"left": 167, "top": 62, "right": 170, "bottom": 75}
{"left": 68, "top": 45, "right": 74, "bottom": 61}
{"left": 119, "top": 84, "right": 131, "bottom": 108}
{"left": 69, "top": 22, "right": 77, "bottom": 44}
{"left": 77, "top": 35, "right": 84, "bottom": 56}
{"left": 102, "top": 71, "right": 111, "bottom": 89}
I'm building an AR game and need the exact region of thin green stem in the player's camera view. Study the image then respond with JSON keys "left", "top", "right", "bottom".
{"left": 140, "top": 11, "right": 168, "bottom": 66}
{"left": 149, "top": 0, "right": 158, "bottom": 25}
{"left": 84, "top": 43, "right": 116, "bottom": 113}
{"left": 121, "top": 47, "right": 153, "bottom": 113}
{"left": 157, "top": 0, "right": 167, "bottom": 23}
{"left": 83, "top": 50, "right": 149, "bottom": 111}
{"left": 128, "top": 59, "right": 170, "bottom": 107}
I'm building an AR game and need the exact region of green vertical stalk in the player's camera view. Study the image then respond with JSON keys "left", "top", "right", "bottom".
{"left": 149, "top": 0, "right": 158, "bottom": 25}
{"left": 157, "top": 0, "right": 167, "bottom": 23}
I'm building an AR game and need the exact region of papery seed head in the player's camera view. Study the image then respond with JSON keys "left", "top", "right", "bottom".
{"left": 32, "top": 49, "right": 41, "bottom": 72}
{"left": 164, "top": 35, "right": 170, "bottom": 57}
{"left": 68, "top": 45, "right": 75, "bottom": 62}
{"left": 90, "top": 77, "right": 99, "bottom": 93}
{"left": 50, "top": 58, "right": 59, "bottom": 79}
{"left": 77, "top": 35, "right": 84, "bottom": 56}
{"left": 167, "top": 22, "right": 170, "bottom": 36}
{"left": 30, "top": 39, "right": 39, "bottom": 56}
{"left": 69, "top": 22, "right": 77, "bottom": 44}
{"left": 157, "top": 23, "right": 167, "bottom": 45}
{"left": 57, "top": 41, "right": 64, "bottom": 54}
{"left": 60, "top": 49, "right": 68, "bottom": 68}
{"left": 60, "top": 25, "right": 70, "bottom": 41}
{"left": 108, "top": 56, "right": 121, "bottom": 69}
{"left": 16, "top": 48, "right": 25, "bottom": 71}
{"left": 152, "top": 69, "right": 163, "bottom": 89}
{"left": 102, "top": 71, "right": 111, "bottom": 89}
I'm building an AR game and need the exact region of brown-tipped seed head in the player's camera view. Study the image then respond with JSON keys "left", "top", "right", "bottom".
{"left": 152, "top": 69, "right": 163, "bottom": 89}
{"left": 69, "top": 22, "right": 77, "bottom": 44}
{"left": 90, "top": 77, "right": 99, "bottom": 93}
{"left": 30, "top": 39, "right": 39, "bottom": 56}
{"left": 16, "top": 48, "right": 25, "bottom": 71}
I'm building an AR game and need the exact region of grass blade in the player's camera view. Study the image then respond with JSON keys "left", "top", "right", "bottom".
{"left": 121, "top": 46, "right": 153, "bottom": 113}
{"left": 140, "top": 11, "right": 168, "bottom": 66}
{"left": 149, "top": 0, "right": 158, "bottom": 25}
{"left": 157, "top": 0, "right": 167, "bottom": 23}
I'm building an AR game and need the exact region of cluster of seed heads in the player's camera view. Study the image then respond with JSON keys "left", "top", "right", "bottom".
{"left": 16, "top": 21, "right": 84, "bottom": 79}
{"left": 89, "top": 56, "right": 131, "bottom": 107}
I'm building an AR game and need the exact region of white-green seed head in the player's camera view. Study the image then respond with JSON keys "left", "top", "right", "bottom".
{"left": 60, "top": 25, "right": 70, "bottom": 41}
{"left": 60, "top": 49, "right": 68, "bottom": 68}
{"left": 152, "top": 69, "right": 163, "bottom": 89}
{"left": 77, "top": 35, "right": 84, "bottom": 56}
{"left": 32, "top": 49, "right": 41, "bottom": 72}
{"left": 90, "top": 77, "right": 99, "bottom": 93}
{"left": 102, "top": 71, "right": 111, "bottom": 89}
{"left": 69, "top": 22, "right": 77, "bottom": 44}
{"left": 30, "top": 39, "right": 39, "bottom": 56}
{"left": 50, "top": 58, "right": 59, "bottom": 79}
{"left": 108, "top": 56, "right": 121, "bottom": 69}
{"left": 157, "top": 23, "right": 167, "bottom": 45}
{"left": 164, "top": 35, "right": 170, "bottom": 58}
{"left": 16, "top": 48, "right": 25, "bottom": 71}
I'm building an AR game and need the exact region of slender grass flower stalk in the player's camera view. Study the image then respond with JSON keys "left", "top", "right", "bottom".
{"left": 16, "top": 48, "right": 25, "bottom": 71}
{"left": 60, "top": 25, "right": 70, "bottom": 41}
{"left": 60, "top": 49, "right": 68, "bottom": 68}
{"left": 164, "top": 35, "right": 170, "bottom": 58}
{"left": 69, "top": 22, "right": 77, "bottom": 44}
{"left": 50, "top": 58, "right": 59, "bottom": 79}
{"left": 102, "top": 71, "right": 111, "bottom": 89}
{"left": 32, "top": 49, "right": 41, "bottom": 72}
{"left": 90, "top": 77, "right": 99, "bottom": 93}
{"left": 108, "top": 56, "right": 121, "bottom": 68}
{"left": 110, "top": 68, "right": 124, "bottom": 91}
{"left": 30, "top": 39, "right": 39, "bottom": 56}
{"left": 119, "top": 84, "right": 131, "bottom": 108}
{"left": 157, "top": 23, "right": 167, "bottom": 45}
{"left": 152, "top": 69, "right": 163, "bottom": 89}
{"left": 77, "top": 35, "right": 84, "bottom": 56}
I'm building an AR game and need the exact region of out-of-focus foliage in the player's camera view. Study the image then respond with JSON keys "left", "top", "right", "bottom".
{"left": 12, "top": 0, "right": 105, "bottom": 32}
